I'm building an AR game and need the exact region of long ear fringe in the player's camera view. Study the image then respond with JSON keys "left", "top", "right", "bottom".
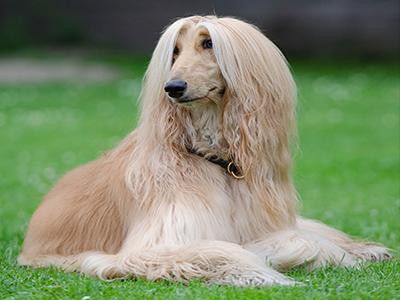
{"left": 203, "top": 17, "right": 298, "bottom": 227}
{"left": 137, "top": 17, "right": 192, "bottom": 152}
{"left": 124, "top": 18, "right": 192, "bottom": 196}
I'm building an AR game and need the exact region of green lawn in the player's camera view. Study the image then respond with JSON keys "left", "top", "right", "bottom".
{"left": 0, "top": 56, "right": 399, "bottom": 299}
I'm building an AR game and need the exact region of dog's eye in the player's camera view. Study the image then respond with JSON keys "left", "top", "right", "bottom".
{"left": 202, "top": 39, "right": 213, "bottom": 49}
{"left": 172, "top": 47, "right": 179, "bottom": 64}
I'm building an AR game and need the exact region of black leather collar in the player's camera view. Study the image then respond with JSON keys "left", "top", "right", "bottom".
{"left": 187, "top": 147, "right": 244, "bottom": 179}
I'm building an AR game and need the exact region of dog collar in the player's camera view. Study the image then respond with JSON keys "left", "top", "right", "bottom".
{"left": 187, "top": 147, "right": 245, "bottom": 179}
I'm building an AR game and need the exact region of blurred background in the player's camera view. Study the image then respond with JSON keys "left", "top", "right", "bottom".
{"left": 0, "top": 0, "right": 399, "bottom": 58}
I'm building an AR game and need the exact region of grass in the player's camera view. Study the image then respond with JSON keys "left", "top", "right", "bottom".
{"left": 0, "top": 55, "right": 399, "bottom": 299}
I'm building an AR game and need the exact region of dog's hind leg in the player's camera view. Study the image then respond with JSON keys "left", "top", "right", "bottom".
{"left": 244, "top": 218, "right": 391, "bottom": 272}
{"left": 18, "top": 140, "right": 135, "bottom": 272}
{"left": 297, "top": 218, "right": 391, "bottom": 263}
{"left": 79, "top": 241, "right": 295, "bottom": 287}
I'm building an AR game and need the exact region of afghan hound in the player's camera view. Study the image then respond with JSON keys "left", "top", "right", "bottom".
{"left": 18, "top": 16, "right": 391, "bottom": 287}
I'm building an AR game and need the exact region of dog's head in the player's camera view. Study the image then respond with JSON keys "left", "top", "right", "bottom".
{"left": 164, "top": 17, "right": 225, "bottom": 106}
{"left": 140, "top": 16, "right": 296, "bottom": 178}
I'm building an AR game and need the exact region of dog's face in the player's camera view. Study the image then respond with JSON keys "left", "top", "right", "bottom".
{"left": 164, "top": 24, "right": 225, "bottom": 106}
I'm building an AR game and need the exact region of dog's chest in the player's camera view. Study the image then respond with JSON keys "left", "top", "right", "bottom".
{"left": 128, "top": 182, "right": 239, "bottom": 248}
{"left": 189, "top": 105, "right": 228, "bottom": 157}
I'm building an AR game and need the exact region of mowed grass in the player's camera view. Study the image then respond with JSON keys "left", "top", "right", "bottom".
{"left": 0, "top": 56, "right": 399, "bottom": 299}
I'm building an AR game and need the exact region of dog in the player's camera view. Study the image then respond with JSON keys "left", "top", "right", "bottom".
{"left": 18, "top": 16, "right": 391, "bottom": 287}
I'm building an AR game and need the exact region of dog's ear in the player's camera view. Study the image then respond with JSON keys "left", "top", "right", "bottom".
{"left": 218, "top": 27, "right": 298, "bottom": 228}
{"left": 206, "top": 18, "right": 296, "bottom": 180}
{"left": 221, "top": 47, "right": 296, "bottom": 180}
{"left": 137, "top": 17, "right": 192, "bottom": 151}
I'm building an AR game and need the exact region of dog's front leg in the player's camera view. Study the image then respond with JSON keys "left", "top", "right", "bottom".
{"left": 79, "top": 189, "right": 295, "bottom": 287}
{"left": 80, "top": 241, "right": 295, "bottom": 287}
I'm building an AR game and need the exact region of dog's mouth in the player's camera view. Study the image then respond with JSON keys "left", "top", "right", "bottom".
{"left": 170, "top": 87, "right": 223, "bottom": 104}
{"left": 174, "top": 95, "right": 208, "bottom": 104}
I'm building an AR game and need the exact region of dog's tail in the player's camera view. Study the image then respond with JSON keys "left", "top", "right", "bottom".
{"left": 18, "top": 251, "right": 88, "bottom": 272}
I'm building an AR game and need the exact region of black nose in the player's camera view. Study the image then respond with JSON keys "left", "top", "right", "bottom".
{"left": 164, "top": 80, "right": 187, "bottom": 98}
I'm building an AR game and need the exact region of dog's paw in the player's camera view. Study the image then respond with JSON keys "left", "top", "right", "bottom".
{"left": 350, "top": 243, "right": 392, "bottom": 262}
{"left": 208, "top": 269, "right": 296, "bottom": 287}
{"left": 81, "top": 252, "right": 127, "bottom": 280}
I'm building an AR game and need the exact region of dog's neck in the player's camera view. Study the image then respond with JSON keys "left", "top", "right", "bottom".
{"left": 187, "top": 103, "right": 229, "bottom": 159}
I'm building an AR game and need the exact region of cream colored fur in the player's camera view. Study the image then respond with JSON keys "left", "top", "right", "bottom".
{"left": 18, "top": 16, "right": 390, "bottom": 287}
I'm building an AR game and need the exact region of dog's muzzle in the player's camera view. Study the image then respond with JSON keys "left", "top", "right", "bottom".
{"left": 164, "top": 80, "right": 187, "bottom": 99}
